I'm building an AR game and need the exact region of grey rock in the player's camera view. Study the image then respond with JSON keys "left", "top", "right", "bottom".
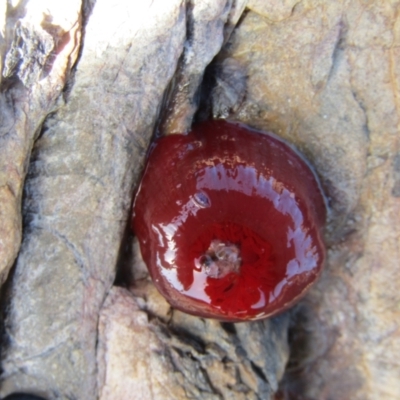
{"left": 3, "top": 0, "right": 396, "bottom": 399}
{"left": 0, "top": 0, "right": 82, "bottom": 286}
{"left": 210, "top": 57, "right": 247, "bottom": 119}
{"left": 160, "top": 0, "right": 247, "bottom": 134}
{"left": 0, "top": 0, "right": 185, "bottom": 398}
{"left": 97, "top": 286, "right": 289, "bottom": 400}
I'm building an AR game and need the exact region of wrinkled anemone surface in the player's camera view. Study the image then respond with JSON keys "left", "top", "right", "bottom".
{"left": 132, "top": 120, "right": 326, "bottom": 321}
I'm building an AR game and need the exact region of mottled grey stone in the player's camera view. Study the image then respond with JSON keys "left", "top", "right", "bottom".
{"left": 160, "top": 0, "right": 247, "bottom": 134}
{"left": 97, "top": 286, "right": 290, "bottom": 400}
{"left": 2, "top": 0, "right": 399, "bottom": 399}
{"left": 0, "top": 0, "right": 82, "bottom": 286}
{"left": 0, "top": 0, "right": 185, "bottom": 398}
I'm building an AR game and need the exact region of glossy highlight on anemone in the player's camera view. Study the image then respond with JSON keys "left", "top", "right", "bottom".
{"left": 132, "top": 120, "right": 326, "bottom": 322}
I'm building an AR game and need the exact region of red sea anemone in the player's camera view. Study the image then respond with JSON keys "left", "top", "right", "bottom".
{"left": 132, "top": 120, "right": 326, "bottom": 321}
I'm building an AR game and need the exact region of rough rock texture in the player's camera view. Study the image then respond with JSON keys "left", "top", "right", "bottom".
{"left": 219, "top": 2, "right": 400, "bottom": 399}
{"left": 160, "top": 0, "right": 247, "bottom": 135}
{"left": 98, "top": 286, "right": 289, "bottom": 400}
{"left": 0, "top": 0, "right": 186, "bottom": 398}
{"left": 0, "top": 0, "right": 82, "bottom": 285}
{"left": 2, "top": 0, "right": 399, "bottom": 399}
{"left": 2, "top": 0, "right": 290, "bottom": 399}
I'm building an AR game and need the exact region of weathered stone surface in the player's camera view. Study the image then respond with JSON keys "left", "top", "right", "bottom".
{"left": 97, "top": 287, "right": 188, "bottom": 400}
{"left": 0, "top": 0, "right": 185, "bottom": 398}
{"left": 0, "top": 0, "right": 82, "bottom": 286}
{"left": 220, "top": 2, "right": 400, "bottom": 399}
{"left": 2, "top": 0, "right": 398, "bottom": 399}
{"left": 247, "top": 0, "right": 299, "bottom": 21}
{"left": 98, "top": 286, "right": 289, "bottom": 400}
{"left": 160, "top": 0, "right": 247, "bottom": 135}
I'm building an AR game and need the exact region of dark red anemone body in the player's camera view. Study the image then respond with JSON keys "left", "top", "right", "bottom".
{"left": 132, "top": 120, "right": 326, "bottom": 322}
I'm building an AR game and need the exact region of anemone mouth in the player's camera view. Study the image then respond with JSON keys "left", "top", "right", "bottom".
{"left": 195, "top": 240, "right": 241, "bottom": 279}
{"left": 190, "top": 222, "right": 275, "bottom": 277}
{"left": 188, "top": 221, "right": 281, "bottom": 315}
